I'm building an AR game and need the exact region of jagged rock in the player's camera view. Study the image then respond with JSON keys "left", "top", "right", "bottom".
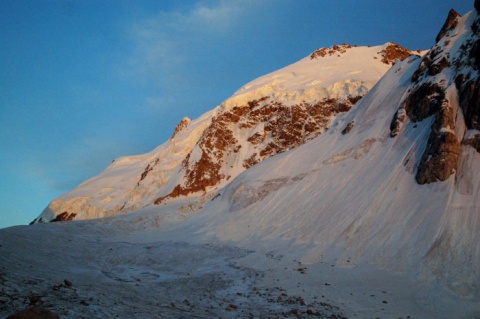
{"left": 401, "top": 82, "right": 459, "bottom": 185}
{"left": 416, "top": 131, "right": 460, "bottom": 184}
{"left": 428, "top": 57, "right": 450, "bottom": 76}
{"left": 342, "top": 121, "right": 355, "bottom": 135}
{"left": 463, "top": 133, "right": 480, "bottom": 152}
{"left": 476, "top": 0, "right": 480, "bottom": 13}
{"left": 455, "top": 74, "right": 466, "bottom": 90}
{"left": 379, "top": 43, "right": 416, "bottom": 64}
{"left": 51, "top": 211, "right": 76, "bottom": 222}
{"left": 310, "top": 44, "right": 356, "bottom": 59}
{"left": 459, "top": 78, "right": 480, "bottom": 130}
{"left": 435, "top": 9, "right": 460, "bottom": 43}
{"left": 411, "top": 57, "right": 430, "bottom": 82}
{"left": 471, "top": 39, "right": 480, "bottom": 69}
{"left": 433, "top": 99, "right": 455, "bottom": 132}
{"left": 402, "top": 83, "right": 445, "bottom": 122}
{"left": 138, "top": 158, "right": 160, "bottom": 185}
{"left": 170, "top": 117, "right": 191, "bottom": 139}
{"left": 389, "top": 108, "right": 406, "bottom": 137}
{"left": 310, "top": 43, "right": 413, "bottom": 64}
{"left": 154, "top": 96, "right": 362, "bottom": 204}
{"left": 6, "top": 307, "right": 59, "bottom": 319}
{"left": 412, "top": 44, "right": 451, "bottom": 79}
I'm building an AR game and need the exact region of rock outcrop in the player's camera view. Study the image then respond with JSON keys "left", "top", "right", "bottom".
{"left": 310, "top": 44, "right": 357, "bottom": 59}
{"left": 435, "top": 9, "right": 461, "bottom": 43}
{"left": 378, "top": 43, "right": 418, "bottom": 65}
{"left": 390, "top": 8, "right": 480, "bottom": 184}
{"left": 170, "top": 117, "right": 191, "bottom": 140}
{"left": 310, "top": 42, "right": 414, "bottom": 65}
{"left": 155, "top": 95, "right": 362, "bottom": 203}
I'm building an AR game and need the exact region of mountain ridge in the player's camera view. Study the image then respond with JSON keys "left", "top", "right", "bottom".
{"left": 34, "top": 42, "right": 420, "bottom": 223}
{"left": 3, "top": 4, "right": 480, "bottom": 319}
{"left": 30, "top": 1, "right": 480, "bottom": 300}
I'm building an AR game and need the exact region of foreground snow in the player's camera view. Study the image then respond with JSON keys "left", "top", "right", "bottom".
{"left": 1, "top": 217, "right": 479, "bottom": 319}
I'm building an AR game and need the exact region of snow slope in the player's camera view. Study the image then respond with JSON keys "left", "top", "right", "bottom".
{"left": 35, "top": 42, "right": 418, "bottom": 223}
{"left": 192, "top": 7, "right": 480, "bottom": 298}
{"left": 3, "top": 4, "right": 480, "bottom": 319}
{"left": 94, "top": 1, "right": 480, "bottom": 305}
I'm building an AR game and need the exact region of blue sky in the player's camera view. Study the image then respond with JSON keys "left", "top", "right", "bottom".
{"left": 0, "top": 0, "right": 473, "bottom": 228}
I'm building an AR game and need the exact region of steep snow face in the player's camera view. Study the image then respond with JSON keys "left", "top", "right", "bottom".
{"left": 36, "top": 110, "right": 215, "bottom": 222}
{"left": 192, "top": 8, "right": 480, "bottom": 298}
{"left": 35, "top": 43, "right": 418, "bottom": 223}
{"left": 153, "top": 43, "right": 420, "bottom": 204}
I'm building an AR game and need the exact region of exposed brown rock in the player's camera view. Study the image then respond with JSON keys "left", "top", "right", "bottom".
{"left": 411, "top": 56, "right": 430, "bottom": 82}
{"left": 6, "top": 307, "right": 59, "bottom": 319}
{"left": 247, "top": 132, "right": 266, "bottom": 145}
{"left": 413, "top": 97, "right": 460, "bottom": 184}
{"left": 243, "top": 153, "right": 258, "bottom": 169}
{"left": 396, "top": 80, "right": 460, "bottom": 184}
{"left": 416, "top": 131, "right": 460, "bottom": 184}
{"left": 342, "top": 121, "right": 355, "bottom": 135}
{"left": 389, "top": 108, "right": 406, "bottom": 137}
{"left": 459, "top": 78, "right": 480, "bottom": 130}
{"left": 51, "top": 211, "right": 76, "bottom": 222}
{"left": 402, "top": 82, "right": 445, "bottom": 122}
{"left": 310, "top": 44, "right": 356, "bottom": 59}
{"left": 154, "top": 95, "right": 363, "bottom": 204}
{"left": 379, "top": 43, "right": 415, "bottom": 65}
{"left": 170, "top": 117, "right": 191, "bottom": 140}
{"left": 428, "top": 57, "right": 450, "bottom": 76}
{"left": 397, "top": 7, "right": 480, "bottom": 185}
{"left": 138, "top": 158, "right": 159, "bottom": 185}
{"left": 436, "top": 9, "right": 461, "bottom": 43}
{"left": 412, "top": 43, "right": 452, "bottom": 80}
{"left": 463, "top": 133, "right": 480, "bottom": 152}
{"left": 433, "top": 100, "right": 455, "bottom": 132}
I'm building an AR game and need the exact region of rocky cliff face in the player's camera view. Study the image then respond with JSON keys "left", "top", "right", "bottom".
{"left": 389, "top": 8, "right": 480, "bottom": 184}
{"left": 154, "top": 95, "right": 363, "bottom": 204}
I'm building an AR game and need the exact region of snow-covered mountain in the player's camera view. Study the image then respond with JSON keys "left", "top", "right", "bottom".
{"left": 3, "top": 4, "right": 480, "bottom": 319}
{"left": 32, "top": 3, "right": 480, "bottom": 294}
{"left": 198, "top": 6, "right": 480, "bottom": 297}
{"left": 30, "top": 2, "right": 480, "bottom": 298}
{"left": 34, "top": 42, "right": 418, "bottom": 222}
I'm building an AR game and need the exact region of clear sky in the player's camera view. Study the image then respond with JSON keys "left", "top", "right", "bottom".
{"left": 0, "top": 0, "right": 474, "bottom": 229}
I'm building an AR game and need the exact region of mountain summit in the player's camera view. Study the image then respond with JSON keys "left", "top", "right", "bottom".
{"left": 31, "top": 5, "right": 480, "bottom": 298}
{"left": 3, "top": 4, "right": 480, "bottom": 319}
{"left": 35, "top": 42, "right": 419, "bottom": 223}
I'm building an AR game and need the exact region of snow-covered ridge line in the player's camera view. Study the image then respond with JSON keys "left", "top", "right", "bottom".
{"left": 221, "top": 43, "right": 419, "bottom": 109}
{"left": 34, "top": 42, "right": 419, "bottom": 223}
